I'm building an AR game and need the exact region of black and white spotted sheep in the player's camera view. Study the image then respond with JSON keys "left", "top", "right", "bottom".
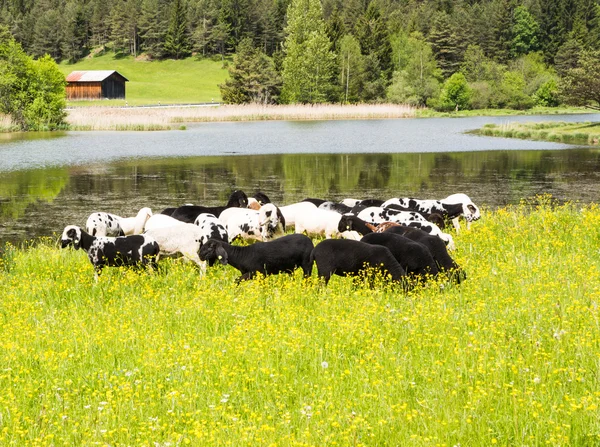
{"left": 219, "top": 203, "right": 285, "bottom": 242}
{"left": 194, "top": 213, "right": 229, "bottom": 245}
{"left": 170, "top": 190, "right": 249, "bottom": 223}
{"left": 61, "top": 225, "right": 159, "bottom": 279}
{"left": 85, "top": 212, "right": 125, "bottom": 237}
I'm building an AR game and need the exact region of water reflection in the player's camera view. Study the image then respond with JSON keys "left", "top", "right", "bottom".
{"left": 2, "top": 149, "right": 600, "bottom": 247}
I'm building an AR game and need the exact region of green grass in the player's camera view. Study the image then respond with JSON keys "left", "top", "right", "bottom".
{"left": 1, "top": 198, "right": 600, "bottom": 446}
{"left": 472, "top": 121, "right": 600, "bottom": 145}
{"left": 417, "top": 106, "right": 594, "bottom": 118}
{"left": 58, "top": 52, "right": 229, "bottom": 106}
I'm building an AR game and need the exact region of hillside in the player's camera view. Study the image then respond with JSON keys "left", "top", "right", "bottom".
{"left": 58, "top": 53, "right": 229, "bottom": 106}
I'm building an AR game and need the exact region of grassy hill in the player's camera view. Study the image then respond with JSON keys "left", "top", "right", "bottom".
{"left": 58, "top": 52, "right": 229, "bottom": 106}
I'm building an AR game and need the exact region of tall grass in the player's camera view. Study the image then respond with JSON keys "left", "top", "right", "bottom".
{"left": 1, "top": 199, "right": 600, "bottom": 446}
{"left": 0, "top": 114, "right": 19, "bottom": 132}
{"left": 66, "top": 104, "right": 418, "bottom": 130}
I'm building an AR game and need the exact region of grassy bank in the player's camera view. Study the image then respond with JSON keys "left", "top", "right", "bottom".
{"left": 65, "top": 104, "right": 418, "bottom": 130}
{"left": 1, "top": 199, "right": 600, "bottom": 446}
{"left": 58, "top": 52, "right": 228, "bottom": 106}
{"left": 416, "top": 105, "right": 594, "bottom": 118}
{"left": 473, "top": 121, "right": 600, "bottom": 145}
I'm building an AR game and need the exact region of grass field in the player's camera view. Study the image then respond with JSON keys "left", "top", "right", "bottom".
{"left": 58, "top": 52, "right": 228, "bottom": 106}
{"left": 472, "top": 121, "right": 600, "bottom": 145}
{"left": 1, "top": 198, "right": 600, "bottom": 446}
{"left": 416, "top": 106, "right": 594, "bottom": 118}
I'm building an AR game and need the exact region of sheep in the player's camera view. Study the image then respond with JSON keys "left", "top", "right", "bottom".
{"left": 219, "top": 203, "right": 285, "bottom": 242}
{"left": 318, "top": 201, "right": 353, "bottom": 214}
{"left": 294, "top": 208, "right": 343, "bottom": 239}
{"left": 279, "top": 201, "right": 318, "bottom": 230}
{"left": 170, "top": 190, "right": 249, "bottom": 223}
{"left": 360, "top": 232, "right": 439, "bottom": 281}
{"left": 144, "top": 213, "right": 186, "bottom": 231}
{"left": 441, "top": 193, "right": 481, "bottom": 231}
{"left": 118, "top": 207, "right": 153, "bottom": 235}
{"left": 340, "top": 198, "right": 361, "bottom": 207}
{"left": 144, "top": 223, "right": 209, "bottom": 273}
{"left": 384, "top": 225, "right": 465, "bottom": 283}
{"left": 382, "top": 197, "right": 469, "bottom": 232}
{"left": 353, "top": 207, "right": 455, "bottom": 249}
{"left": 338, "top": 213, "right": 455, "bottom": 250}
{"left": 85, "top": 212, "right": 125, "bottom": 237}
{"left": 199, "top": 234, "right": 314, "bottom": 282}
{"left": 60, "top": 225, "right": 159, "bottom": 279}
{"left": 302, "top": 197, "right": 327, "bottom": 207}
{"left": 310, "top": 239, "right": 407, "bottom": 286}
{"left": 247, "top": 192, "right": 272, "bottom": 210}
{"left": 194, "top": 213, "right": 228, "bottom": 245}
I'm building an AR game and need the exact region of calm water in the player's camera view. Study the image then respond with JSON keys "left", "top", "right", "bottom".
{"left": 1, "top": 114, "right": 600, "bottom": 247}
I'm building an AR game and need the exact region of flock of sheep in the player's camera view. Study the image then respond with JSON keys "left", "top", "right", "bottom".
{"left": 60, "top": 190, "right": 480, "bottom": 285}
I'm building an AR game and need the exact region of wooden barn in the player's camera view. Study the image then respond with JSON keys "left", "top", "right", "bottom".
{"left": 65, "top": 70, "right": 128, "bottom": 100}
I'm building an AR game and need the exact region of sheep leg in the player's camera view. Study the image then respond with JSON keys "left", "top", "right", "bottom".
{"left": 235, "top": 271, "right": 254, "bottom": 284}
{"left": 451, "top": 217, "right": 461, "bottom": 233}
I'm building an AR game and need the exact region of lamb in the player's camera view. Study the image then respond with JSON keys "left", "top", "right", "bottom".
{"left": 60, "top": 225, "right": 159, "bottom": 279}
{"left": 360, "top": 232, "right": 439, "bottom": 281}
{"left": 85, "top": 212, "right": 125, "bottom": 237}
{"left": 310, "top": 239, "right": 407, "bottom": 286}
{"left": 199, "top": 234, "right": 314, "bottom": 282}
{"left": 294, "top": 208, "right": 343, "bottom": 238}
{"left": 384, "top": 225, "right": 465, "bottom": 283}
{"left": 219, "top": 203, "right": 285, "bottom": 242}
{"left": 144, "top": 223, "right": 209, "bottom": 272}
{"left": 170, "top": 190, "right": 249, "bottom": 223}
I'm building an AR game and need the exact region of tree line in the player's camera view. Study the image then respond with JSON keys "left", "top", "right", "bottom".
{"left": 2, "top": 0, "right": 600, "bottom": 112}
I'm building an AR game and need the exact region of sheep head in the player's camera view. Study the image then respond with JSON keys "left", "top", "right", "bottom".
{"left": 199, "top": 240, "right": 229, "bottom": 266}
{"left": 61, "top": 225, "right": 82, "bottom": 250}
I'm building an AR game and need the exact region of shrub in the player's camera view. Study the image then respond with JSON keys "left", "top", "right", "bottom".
{"left": 433, "top": 73, "right": 472, "bottom": 111}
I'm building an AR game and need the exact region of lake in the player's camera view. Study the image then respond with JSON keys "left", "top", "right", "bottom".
{"left": 1, "top": 113, "right": 600, "bottom": 248}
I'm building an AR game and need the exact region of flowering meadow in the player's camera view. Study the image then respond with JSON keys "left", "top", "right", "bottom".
{"left": 1, "top": 199, "right": 599, "bottom": 446}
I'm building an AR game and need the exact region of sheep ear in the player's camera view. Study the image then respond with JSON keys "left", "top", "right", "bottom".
{"left": 216, "top": 245, "right": 228, "bottom": 265}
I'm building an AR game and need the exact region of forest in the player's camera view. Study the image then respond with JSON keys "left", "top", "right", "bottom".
{"left": 1, "top": 0, "right": 600, "bottom": 108}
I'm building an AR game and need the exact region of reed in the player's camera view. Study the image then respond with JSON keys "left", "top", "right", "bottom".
{"left": 1, "top": 199, "right": 599, "bottom": 446}
{"left": 0, "top": 114, "right": 19, "bottom": 132}
{"left": 66, "top": 103, "right": 417, "bottom": 130}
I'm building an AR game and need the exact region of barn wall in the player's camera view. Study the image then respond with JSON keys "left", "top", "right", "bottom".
{"left": 102, "top": 77, "right": 126, "bottom": 99}
{"left": 66, "top": 82, "right": 103, "bottom": 100}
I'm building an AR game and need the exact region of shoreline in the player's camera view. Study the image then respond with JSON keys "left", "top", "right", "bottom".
{"left": 1, "top": 105, "right": 596, "bottom": 133}
{"left": 471, "top": 120, "right": 600, "bottom": 146}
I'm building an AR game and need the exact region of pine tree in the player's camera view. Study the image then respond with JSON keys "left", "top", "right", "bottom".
{"left": 354, "top": 2, "right": 392, "bottom": 78}
{"left": 164, "top": 0, "right": 191, "bottom": 59}
{"left": 62, "top": 0, "right": 88, "bottom": 62}
{"left": 219, "top": 37, "right": 281, "bottom": 103}
{"left": 428, "top": 12, "right": 464, "bottom": 78}
{"left": 281, "top": 0, "right": 335, "bottom": 103}
{"left": 139, "top": 0, "right": 167, "bottom": 58}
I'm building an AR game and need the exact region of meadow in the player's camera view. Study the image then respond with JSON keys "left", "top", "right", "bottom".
{"left": 58, "top": 52, "right": 228, "bottom": 106}
{"left": 473, "top": 121, "right": 600, "bottom": 146}
{"left": 1, "top": 198, "right": 599, "bottom": 446}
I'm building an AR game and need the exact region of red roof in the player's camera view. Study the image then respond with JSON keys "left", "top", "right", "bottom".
{"left": 66, "top": 70, "right": 128, "bottom": 82}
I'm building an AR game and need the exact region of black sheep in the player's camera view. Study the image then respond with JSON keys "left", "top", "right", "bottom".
{"left": 310, "top": 239, "right": 406, "bottom": 286}
{"left": 361, "top": 232, "right": 439, "bottom": 280}
{"left": 384, "top": 225, "right": 465, "bottom": 283}
{"left": 199, "top": 234, "right": 314, "bottom": 282}
{"left": 170, "top": 190, "right": 249, "bottom": 223}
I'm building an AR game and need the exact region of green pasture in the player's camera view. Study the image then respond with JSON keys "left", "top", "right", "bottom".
{"left": 417, "top": 106, "right": 593, "bottom": 118}
{"left": 473, "top": 120, "right": 600, "bottom": 145}
{"left": 58, "top": 52, "right": 229, "bottom": 106}
{"left": 1, "top": 199, "right": 600, "bottom": 446}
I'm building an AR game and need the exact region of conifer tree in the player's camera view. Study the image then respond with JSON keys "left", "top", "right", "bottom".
{"left": 281, "top": 0, "right": 335, "bottom": 103}
{"left": 164, "top": 0, "right": 191, "bottom": 59}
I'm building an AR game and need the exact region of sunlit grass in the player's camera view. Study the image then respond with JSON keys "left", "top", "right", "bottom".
{"left": 1, "top": 198, "right": 600, "bottom": 446}
{"left": 473, "top": 120, "right": 600, "bottom": 145}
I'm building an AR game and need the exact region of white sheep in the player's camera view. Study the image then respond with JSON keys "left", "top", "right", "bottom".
{"left": 219, "top": 203, "right": 284, "bottom": 242}
{"left": 144, "top": 223, "right": 208, "bottom": 273}
{"left": 144, "top": 214, "right": 186, "bottom": 231}
{"left": 279, "top": 202, "right": 318, "bottom": 230}
{"left": 294, "top": 208, "right": 343, "bottom": 239}
{"left": 118, "top": 207, "right": 153, "bottom": 235}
